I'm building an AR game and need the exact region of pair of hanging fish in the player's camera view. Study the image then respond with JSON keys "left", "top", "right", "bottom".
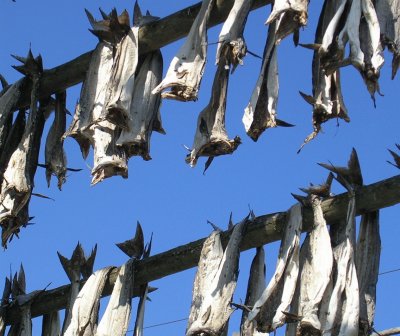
{"left": 65, "top": 4, "right": 165, "bottom": 185}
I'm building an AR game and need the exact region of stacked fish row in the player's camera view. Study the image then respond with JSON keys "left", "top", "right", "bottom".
{"left": 0, "top": 223, "right": 152, "bottom": 336}
{"left": 183, "top": 149, "right": 381, "bottom": 336}
{"left": 64, "top": 4, "right": 165, "bottom": 185}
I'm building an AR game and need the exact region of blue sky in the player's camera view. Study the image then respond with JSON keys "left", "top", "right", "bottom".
{"left": 1, "top": 1, "right": 400, "bottom": 335}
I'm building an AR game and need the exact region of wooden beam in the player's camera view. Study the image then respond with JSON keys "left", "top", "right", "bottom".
{"left": 10, "top": 0, "right": 271, "bottom": 111}
{"left": 372, "top": 327, "right": 400, "bottom": 336}
{"left": 4, "top": 174, "right": 400, "bottom": 325}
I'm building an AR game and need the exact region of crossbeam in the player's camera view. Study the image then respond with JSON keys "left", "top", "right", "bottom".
{"left": 5, "top": 174, "right": 400, "bottom": 325}
{"left": 9, "top": 0, "right": 271, "bottom": 111}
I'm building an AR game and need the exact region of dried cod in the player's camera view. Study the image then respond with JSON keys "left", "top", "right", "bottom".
{"left": 317, "top": 0, "right": 384, "bottom": 101}
{"left": 186, "top": 215, "right": 247, "bottom": 336}
{"left": 356, "top": 210, "right": 380, "bottom": 335}
{"left": 0, "top": 52, "right": 45, "bottom": 247}
{"left": 266, "top": 0, "right": 309, "bottom": 44}
{"left": 248, "top": 203, "right": 302, "bottom": 333}
{"left": 375, "top": 0, "right": 400, "bottom": 79}
{"left": 64, "top": 266, "right": 114, "bottom": 336}
{"left": 152, "top": 0, "right": 215, "bottom": 101}
{"left": 216, "top": 0, "right": 253, "bottom": 71}
{"left": 186, "top": 52, "right": 241, "bottom": 169}
{"left": 58, "top": 243, "right": 97, "bottom": 334}
{"left": 41, "top": 311, "right": 60, "bottom": 336}
{"left": 243, "top": 19, "right": 293, "bottom": 142}
{"left": 299, "top": 0, "right": 349, "bottom": 151}
{"left": 240, "top": 247, "right": 267, "bottom": 336}
{"left": 43, "top": 91, "right": 67, "bottom": 190}
{"left": 0, "top": 277, "right": 11, "bottom": 336}
{"left": 296, "top": 193, "right": 333, "bottom": 334}
{"left": 96, "top": 259, "right": 135, "bottom": 336}
{"left": 116, "top": 50, "right": 165, "bottom": 160}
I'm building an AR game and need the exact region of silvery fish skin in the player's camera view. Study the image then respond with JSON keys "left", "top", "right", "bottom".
{"left": 318, "top": 0, "right": 384, "bottom": 100}
{"left": 186, "top": 217, "right": 246, "bottom": 336}
{"left": 250, "top": 204, "right": 302, "bottom": 333}
{"left": 240, "top": 247, "right": 267, "bottom": 336}
{"left": 64, "top": 42, "right": 113, "bottom": 159}
{"left": 103, "top": 26, "right": 139, "bottom": 128}
{"left": 152, "top": 0, "right": 215, "bottom": 102}
{"left": 243, "top": 20, "right": 279, "bottom": 142}
{"left": 356, "top": 211, "right": 380, "bottom": 335}
{"left": 116, "top": 50, "right": 165, "bottom": 160}
{"left": 186, "top": 52, "right": 241, "bottom": 168}
{"left": 266, "top": 0, "right": 308, "bottom": 44}
{"left": 45, "top": 91, "right": 67, "bottom": 190}
{"left": 41, "top": 311, "right": 60, "bottom": 336}
{"left": 96, "top": 260, "right": 134, "bottom": 336}
{"left": 296, "top": 195, "right": 333, "bottom": 334}
{"left": 375, "top": 0, "right": 400, "bottom": 79}
{"left": 216, "top": 0, "right": 252, "bottom": 72}
{"left": 299, "top": 0, "right": 349, "bottom": 151}
{"left": 64, "top": 267, "right": 114, "bottom": 336}
{"left": 0, "top": 74, "right": 45, "bottom": 243}
{"left": 320, "top": 196, "right": 359, "bottom": 336}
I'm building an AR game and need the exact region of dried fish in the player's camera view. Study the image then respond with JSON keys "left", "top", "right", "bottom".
{"left": 42, "top": 311, "right": 60, "bottom": 336}
{"left": 249, "top": 204, "right": 302, "bottom": 333}
{"left": 0, "top": 52, "right": 45, "bottom": 247}
{"left": 299, "top": 0, "right": 350, "bottom": 151}
{"left": 356, "top": 210, "right": 380, "bottom": 335}
{"left": 186, "top": 215, "right": 247, "bottom": 336}
{"left": 64, "top": 41, "right": 113, "bottom": 159}
{"left": 375, "top": 0, "right": 400, "bottom": 79}
{"left": 58, "top": 243, "right": 97, "bottom": 334}
{"left": 116, "top": 221, "right": 144, "bottom": 259}
{"left": 296, "top": 195, "right": 333, "bottom": 334}
{"left": 116, "top": 50, "right": 165, "bottom": 160}
{"left": 266, "top": 0, "right": 309, "bottom": 44}
{"left": 240, "top": 247, "right": 267, "bottom": 336}
{"left": 216, "top": 0, "right": 253, "bottom": 72}
{"left": 44, "top": 91, "right": 67, "bottom": 190}
{"left": 96, "top": 259, "right": 135, "bottom": 336}
{"left": 317, "top": 0, "right": 384, "bottom": 101}
{"left": 186, "top": 53, "right": 241, "bottom": 169}
{"left": 243, "top": 19, "right": 293, "bottom": 142}
{"left": 0, "top": 277, "right": 11, "bottom": 336}
{"left": 152, "top": 0, "right": 215, "bottom": 101}
{"left": 64, "top": 266, "right": 114, "bottom": 336}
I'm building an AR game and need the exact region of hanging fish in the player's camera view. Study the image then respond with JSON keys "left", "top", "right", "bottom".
{"left": 64, "top": 266, "right": 114, "bottom": 336}
{"left": 186, "top": 50, "right": 241, "bottom": 170}
{"left": 41, "top": 311, "right": 60, "bottom": 336}
{"left": 248, "top": 204, "right": 302, "bottom": 333}
{"left": 216, "top": 0, "right": 253, "bottom": 72}
{"left": 375, "top": 0, "right": 400, "bottom": 79}
{"left": 96, "top": 259, "right": 135, "bottom": 336}
{"left": 243, "top": 18, "right": 293, "bottom": 142}
{"left": 298, "top": 0, "right": 350, "bottom": 152}
{"left": 0, "top": 77, "right": 13, "bottom": 164}
{"left": 266, "top": 0, "right": 309, "bottom": 44}
{"left": 0, "top": 277, "right": 11, "bottom": 336}
{"left": 58, "top": 243, "right": 97, "bottom": 334}
{"left": 356, "top": 210, "right": 381, "bottom": 335}
{"left": 116, "top": 50, "right": 165, "bottom": 160}
{"left": 186, "top": 215, "right": 247, "bottom": 336}
{"left": 43, "top": 91, "right": 68, "bottom": 190}
{"left": 0, "top": 51, "right": 45, "bottom": 247}
{"left": 240, "top": 246, "right": 267, "bottom": 336}
{"left": 152, "top": 0, "right": 215, "bottom": 101}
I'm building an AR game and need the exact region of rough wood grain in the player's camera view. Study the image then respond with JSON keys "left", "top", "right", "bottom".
{"left": 4, "top": 174, "right": 400, "bottom": 325}
{"left": 10, "top": 0, "right": 271, "bottom": 112}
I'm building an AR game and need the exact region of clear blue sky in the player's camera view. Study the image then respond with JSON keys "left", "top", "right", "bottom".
{"left": 1, "top": 1, "right": 399, "bottom": 335}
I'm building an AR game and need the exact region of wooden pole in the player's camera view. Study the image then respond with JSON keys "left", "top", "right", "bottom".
{"left": 9, "top": 0, "right": 271, "bottom": 111}
{"left": 5, "top": 174, "right": 400, "bottom": 325}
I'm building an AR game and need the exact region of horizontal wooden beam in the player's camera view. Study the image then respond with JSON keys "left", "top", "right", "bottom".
{"left": 5, "top": 174, "right": 400, "bottom": 325}
{"left": 10, "top": 0, "right": 271, "bottom": 111}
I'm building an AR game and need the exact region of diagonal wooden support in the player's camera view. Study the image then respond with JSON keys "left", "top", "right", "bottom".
{"left": 9, "top": 0, "right": 271, "bottom": 112}
{"left": 4, "top": 174, "right": 400, "bottom": 325}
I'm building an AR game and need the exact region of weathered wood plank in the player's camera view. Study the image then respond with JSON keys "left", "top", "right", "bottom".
{"left": 10, "top": 0, "right": 271, "bottom": 111}
{"left": 4, "top": 174, "right": 400, "bottom": 325}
